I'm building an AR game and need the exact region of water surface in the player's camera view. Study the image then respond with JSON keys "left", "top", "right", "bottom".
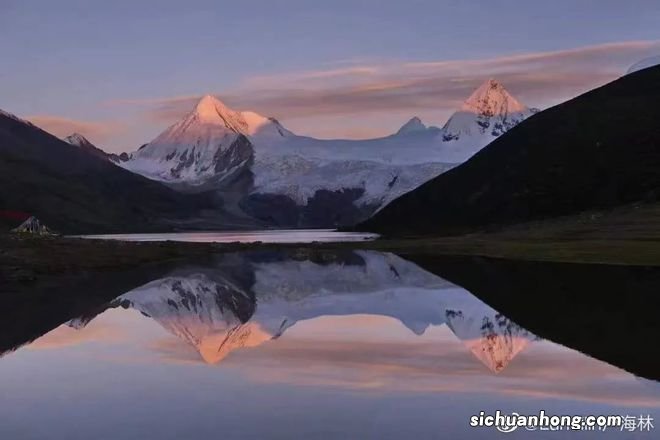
{"left": 75, "top": 229, "right": 378, "bottom": 243}
{"left": 1, "top": 250, "right": 657, "bottom": 439}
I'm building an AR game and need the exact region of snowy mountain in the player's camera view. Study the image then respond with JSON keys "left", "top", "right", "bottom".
{"left": 440, "top": 79, "right": 536, "bottom": 161}
{"left": 64, "top": 132, "right": 97, "bottom": 149}
{"left": 396, "top": 116, "right": 440, "bottom": 135}
{"left": 626, "top": 56, "right": 660, "bottom": 75}
{"left": 71, "top": 251, "right": 538, "bottom": 370}
{"left": 118, "top": 80, "right": 534, "bottom": 227}
{"left": 123, "top": 96, "right": 286, "bottom": 184}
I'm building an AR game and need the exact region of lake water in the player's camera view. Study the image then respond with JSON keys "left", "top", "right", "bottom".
{"left": 75, "top": 229, "right": 378, "bottom": 243}
{"left": 1, "top": 250, "right": 658, "bottom": 439}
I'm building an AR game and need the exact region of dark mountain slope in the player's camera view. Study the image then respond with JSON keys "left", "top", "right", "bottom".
{"left": 63, "top": 133, "right": 129, "bottom": 164}
{"left": 0, "top": 111, "right": 217, "bottom": 233}
{"left": 358, "top": 65, "right": 660, "bottom": 236}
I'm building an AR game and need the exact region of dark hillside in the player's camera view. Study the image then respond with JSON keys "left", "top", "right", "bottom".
{"left": 0, "top": 111, "right": 216, "bottom": 233}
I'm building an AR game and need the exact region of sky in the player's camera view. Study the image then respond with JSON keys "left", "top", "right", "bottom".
{"left": 2, "top": 0, "right": 660, "bottom": 152}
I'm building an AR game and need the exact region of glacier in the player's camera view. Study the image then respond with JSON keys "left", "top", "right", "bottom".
{"left": 111, "top": 79, "right": 536, "bottom": 227}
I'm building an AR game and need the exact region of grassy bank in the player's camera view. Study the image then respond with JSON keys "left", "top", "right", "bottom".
{"left": 0, "top": 234, "right": 219, "bottom": 288}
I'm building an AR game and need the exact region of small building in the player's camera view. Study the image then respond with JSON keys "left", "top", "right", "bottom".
{"left": 11, "top": 216, "right": 53, "bottom": 235}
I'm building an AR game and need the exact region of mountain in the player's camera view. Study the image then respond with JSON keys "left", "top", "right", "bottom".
{"left": 123, "top": 95, "right": 278, "bottom": 184}
{"left": 441, "top": 79, "right": 536, "bottom": 149}
{"left": 70, "top": 250, "right": 537, "bottom": 371}
{"left": 396, "top": 116, "right": 439, "bottom": 135}
{"left": 357, "top": 65, "right": 660, "bottom": 236}
{"left": 0, "top": 109, "right": 217, "bottom": 233}
{"left": 118, "top": 81, "right": 533, "bottom": 228}
{"left": 64, "top": 133, "right": 128, "bottom": 164}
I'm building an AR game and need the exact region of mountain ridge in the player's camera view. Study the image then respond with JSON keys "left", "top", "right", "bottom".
{"left": 357, "top": 65, "right": 660, "bottom": 236}
{"left": 0, "top": 111, "right": 219, "bottom": 233}
{"left": 113, "top": 79, "right": 534, "bottom": 228}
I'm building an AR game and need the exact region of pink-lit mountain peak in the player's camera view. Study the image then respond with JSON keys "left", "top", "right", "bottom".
{"left": 461, "top": 78, "right": 528, "bottom": 116}
{"left": 189, "top": 94, "right": 249, "bottom": 133}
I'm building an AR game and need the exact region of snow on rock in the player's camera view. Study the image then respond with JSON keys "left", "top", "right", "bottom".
{"left": 0, "top": 108, "right": 33, "bottom": 126}
{"left": 626, "top": 56, "right": 660, "bottom": 75}
{"left": 119, "top": 80, "right": 533, "bottom": 211}
{"left": 121, "top": 95, "right": 257, "bottom": 183}
{"left": 251, "top": 154, "right": 454, "bottom": 206}
{"left": 440, "top": 79, "right": 535, "bottom": 162}
{"left": 63, "top": 133, "right": 92, "bottom": 147}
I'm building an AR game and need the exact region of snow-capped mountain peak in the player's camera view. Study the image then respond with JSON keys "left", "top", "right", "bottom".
{"left": 119, "top": 82, "right": 534, "bottom": 226}
{"left": 441, "top": 78, "right": 533, "bottom": 145}
{"left": 191, "top": 94, "right": 249, "bottom": 133}
{"left": 179, "top": 94, "right": 291, "bottom": 138}
{"left": 462, "top": 78, "right": 528, "bottom": 116}
{"left": 121, "top": 95, "right": 258, "bottom": 182}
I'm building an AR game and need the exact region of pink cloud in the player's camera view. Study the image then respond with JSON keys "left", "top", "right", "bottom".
{"left": 106, "top": 40, "right": 660, "bottom": 140}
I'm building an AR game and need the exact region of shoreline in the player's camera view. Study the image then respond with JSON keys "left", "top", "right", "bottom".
{"left": 3, "top": 231, "right": 660, "bottom": 291}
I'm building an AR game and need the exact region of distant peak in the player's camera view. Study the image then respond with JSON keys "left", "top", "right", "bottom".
{"left": 468, "top": 78, "right": 507, "bottom": 100}
{"left": 186, "top": 94, "right": 250, "bottom": 134}
{"left": 196, "top": 94, "right": 221, "bottom": 106}
{"left": 462, "top": 78, "right": 527, "bottom": 115}
{"left": 64, "top": 132, "right": 93, "bottom": 147}
{"left": 396, "top": 116, "right": 427, "bottom": 135}
{"left": 194, "top": 94, "right": 230, "bottom": 117}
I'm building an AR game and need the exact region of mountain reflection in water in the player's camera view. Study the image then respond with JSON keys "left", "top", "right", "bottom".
{"left": 1, "top": 250, "right": 658, "bottom": 440}
{"left": 71, "top": 251, "right": 538, "bottom": 371}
